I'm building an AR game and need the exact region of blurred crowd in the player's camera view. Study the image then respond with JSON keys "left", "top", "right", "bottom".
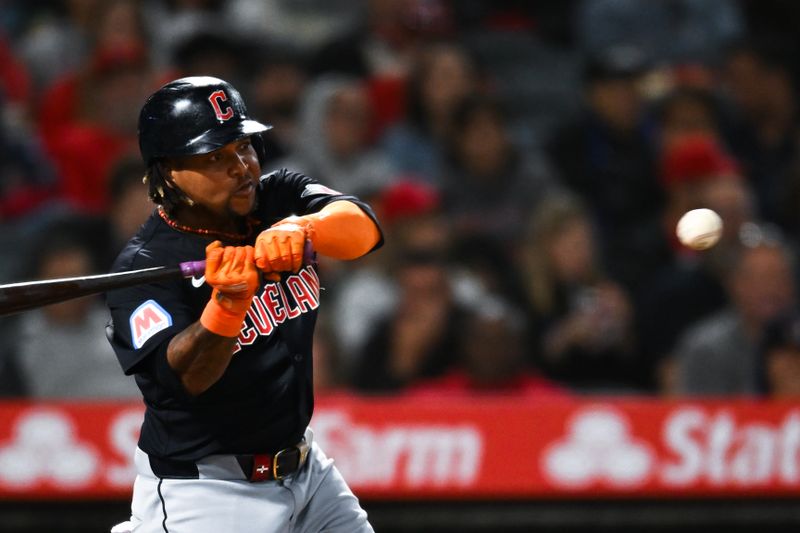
{"left": 2, "top": 0, "right": 800, "bottom": 400}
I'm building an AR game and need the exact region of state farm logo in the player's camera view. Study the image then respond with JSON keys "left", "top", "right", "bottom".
{"left": 543, "top": 407, "right": 654, "bottom": 488}
{"left": 313, "top": 410, "right": 483, "bottom": 488}
{"left": 661, "top": 408, "right": 800, "bottom": 486}
{"left": 542, "top": 406, "right": 800, "bottom": 490}
{"left": 0, "top": 411, "right": 99, "bottom": 487}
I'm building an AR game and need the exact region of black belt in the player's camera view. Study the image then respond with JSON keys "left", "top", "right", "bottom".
{"left": 148, "top": 439, "right": 310, "bottom": 482}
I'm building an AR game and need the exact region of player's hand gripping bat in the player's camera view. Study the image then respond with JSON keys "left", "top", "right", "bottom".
{"left": 0, "top": 242, "right": 315, "bottom": 317}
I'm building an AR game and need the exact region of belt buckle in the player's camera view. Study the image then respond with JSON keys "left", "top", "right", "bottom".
{"left": 273, "top": 447, "right": 297, "bottom": 481}
{"left": 273, "top": 440, "right": 310, "bottom": 481}
{"left": 273, "top": 448, "right": 288, "bottom": 481}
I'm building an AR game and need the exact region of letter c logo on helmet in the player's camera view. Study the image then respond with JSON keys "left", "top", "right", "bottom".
{"left": 137, "top": 76, "right": 272, "bottom": 165}
{"left": 208, "top": 90, "right": 234, "bottom": 122}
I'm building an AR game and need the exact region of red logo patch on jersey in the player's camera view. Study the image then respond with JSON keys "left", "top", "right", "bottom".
{"left": 208, "top": 90, "right": 234, "bottom": 122}
{"left": 129, "top": 300, "right": 172, "bottom": 349}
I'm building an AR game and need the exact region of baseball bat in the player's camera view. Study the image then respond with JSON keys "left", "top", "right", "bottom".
{"left": 0, "top": 242, "right": 315, "bottom": 317}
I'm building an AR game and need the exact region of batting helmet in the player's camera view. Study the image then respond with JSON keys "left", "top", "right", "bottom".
{"left": 138, "top": 76, "right": 271, "bottom": 165}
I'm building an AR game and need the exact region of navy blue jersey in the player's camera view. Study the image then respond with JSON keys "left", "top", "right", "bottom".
{"left": 106, "top": 170, "right": 381, "bottom": 460}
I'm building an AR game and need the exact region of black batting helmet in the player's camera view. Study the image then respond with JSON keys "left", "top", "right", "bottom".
{"left": 138, "top": 76, "right": 271, "bottom": 165}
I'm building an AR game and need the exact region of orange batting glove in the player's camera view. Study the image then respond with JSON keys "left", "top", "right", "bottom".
{"left": 271, "top": 201, "right": 380, "bottom": 261}
{"left": 200, "top": 241, "right": 260, "bottom": 337}
{"left": 254, "top": 222, "right": 307, "bottom": 281}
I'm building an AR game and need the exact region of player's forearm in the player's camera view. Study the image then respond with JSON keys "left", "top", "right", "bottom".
{"left": 168, "top": 241, "right": 257, "bottom": 396}
{"left": 167, "top": 322, "right": 238, "bottom": 396}
{"left": 301, "top": 200, "right": 380, "bottom": 260}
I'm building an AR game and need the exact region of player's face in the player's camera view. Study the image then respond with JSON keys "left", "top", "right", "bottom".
{"left": 168, "top": 137, "right": 261, "bottom": 218}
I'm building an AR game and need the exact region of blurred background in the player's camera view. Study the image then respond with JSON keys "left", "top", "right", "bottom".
{"left": 1, "top": 0, "right": 800, "bottom": 531}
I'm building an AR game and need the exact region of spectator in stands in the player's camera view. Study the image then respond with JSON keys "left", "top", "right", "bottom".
{"left": 13, "top": 218, "right": 139, "bottom": 398}
{"left": 517, "top": 194, "right": 640, "bottom": 392}
{"left": 546, "top": 45, "right": 668, "bottom": 293}
{"left": 406, "top": 300, "right": 564, "bottom": 398}
{"left": 639, "top": 134, "right": 756, "bottom": 389}
{"left": 658, "top": 134, "right": 747, "bottom": 252}
{"left": 312, "top": 0, "right": 455, "bottom": 136}
{"left": 760, "top": 313, "right": 800, "bottom": 398}
{"left": 170, "top": 28, "right": 249, "bottom": 89}
{"left": 441, "top": 95, "right": 557, "bottom": 249}
{"left": 352, "top": 235, "right": 465, "bottom": 393}
{"left": 656, "top": 86, "right": 725, "bottom": 150}
{"left": 145, "top": 0, "right": 267, "bottom": 67}
{"left": 669, "top": 224, "right": 796, "bottom": 396}
{"left": 23, "top": 0, "right": 149, "bottom": 94}
{"left": 381, "top": 42, "right": 479, "bottom": 183}
{"left": 92, "top": 0, "right": 148, "bottom": 53}
{"left": 105, "top": 155, "right": 151, "bottom": 262}
{"left": 38, "top": 43, "right": 155, "bottom": 214}
{"left": 280, "top": 76, "right": 395, "bottom": 197}
{"left": 311, "top": 0, "right": 452, "bottom": 78}
{"left": 17, "top": 0, "right": 98, "bottom": 90}
{"left": 312, "top": 315, "right": 346, "bottom": 396}
{"left": 720, "top": 38, "right": 800, "bottom": 227}
{"left": 246, "top": 44, "right": 309, "bottom": 166}
{"left": 0, "top": 101, "right": 57, "bottom": 222}
{"left": 330, "top": 179, "right": 442, "bottom": 367}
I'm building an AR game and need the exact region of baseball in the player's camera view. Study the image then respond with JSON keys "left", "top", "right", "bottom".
{"left": 676, "top": 208, "right": 723, "bottom": 250}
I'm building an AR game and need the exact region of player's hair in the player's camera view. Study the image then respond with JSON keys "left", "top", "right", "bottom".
{"left": 143, "top": 160, "right": 194, "bottom": 214}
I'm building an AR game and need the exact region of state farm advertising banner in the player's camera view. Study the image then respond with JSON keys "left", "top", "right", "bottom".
{"left": 0, "top": 397, "right": 799, "bottom": 500}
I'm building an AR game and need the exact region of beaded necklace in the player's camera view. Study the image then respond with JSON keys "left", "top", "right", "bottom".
{"left": 158, "top": 207, "right": 258, "bottom": 242}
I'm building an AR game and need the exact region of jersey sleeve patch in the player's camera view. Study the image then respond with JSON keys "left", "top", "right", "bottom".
{"left": 300, "top": 183, "right": 342, "bottom": 198}
{"left": 129, "top": 300, "right": 173, "bottom": 349}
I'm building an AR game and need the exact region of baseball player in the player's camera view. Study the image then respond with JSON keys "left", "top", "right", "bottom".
{"left": 105, "top": 76, "right": 382, "bottom": 532}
